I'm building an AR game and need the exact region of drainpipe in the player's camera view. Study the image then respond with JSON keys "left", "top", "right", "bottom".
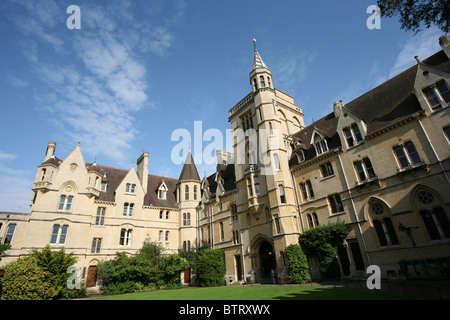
{"left": 417, "top": 118, "right": 450, "bottom": 184}
{"left": 336, "top": 152, "right": 371, "bottom": 266}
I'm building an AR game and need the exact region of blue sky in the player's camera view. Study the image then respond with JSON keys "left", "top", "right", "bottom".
{"left": 0, "top": 0, "right": 443, "bottom": 212}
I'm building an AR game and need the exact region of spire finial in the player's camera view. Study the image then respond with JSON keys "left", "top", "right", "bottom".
{"left": 253, "top": 38, "right": 257, "bottom": 50}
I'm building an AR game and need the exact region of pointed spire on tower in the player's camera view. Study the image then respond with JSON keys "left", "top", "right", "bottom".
{"left": 251, "top": 38, "right": 268, "bottom": 72}
{"left": 178, "top": 150, "right": 200, "bottom": 181}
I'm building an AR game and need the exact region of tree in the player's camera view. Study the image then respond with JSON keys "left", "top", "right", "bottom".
{"left": 377, "top": 0, "right": 450, "bottom": 34}
{"left": 285, "top": 244, "right": 311, "bottom": 284}
{"left": 196, "top": 249, "right": 226, "bottom": 287}
{"left": 30, "top": 245, "right": 77, "bottom": 297}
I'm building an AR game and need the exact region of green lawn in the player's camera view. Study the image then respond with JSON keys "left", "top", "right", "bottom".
{"left": 93, "top": 285, "right": 416, "bottom": 300}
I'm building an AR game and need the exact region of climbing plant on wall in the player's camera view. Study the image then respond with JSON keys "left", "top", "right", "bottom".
{"left": 298, "top": 221, "right": 352, "bottom": 281}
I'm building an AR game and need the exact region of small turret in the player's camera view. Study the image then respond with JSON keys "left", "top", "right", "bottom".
{"left": 250, "top": 39, "right": 273, "bottom": 92}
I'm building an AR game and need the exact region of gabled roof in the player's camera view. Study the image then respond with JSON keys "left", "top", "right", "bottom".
{"left": 85, "top": 163, "right": 179, "bottom": 209}
{"left": 204, "top": 164, "right": 236, "bottom": 200}
{"left": 178, "top": 151, "right": 200, "bottom": 182}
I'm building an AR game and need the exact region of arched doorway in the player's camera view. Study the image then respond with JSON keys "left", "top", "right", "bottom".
{"left": 259, "top": 241, "right": 276, "bottom": 280}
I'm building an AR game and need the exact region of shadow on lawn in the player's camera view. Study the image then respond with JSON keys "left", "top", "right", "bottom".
{"left": 269, "top": 286, "right": 415, "bottom": 300}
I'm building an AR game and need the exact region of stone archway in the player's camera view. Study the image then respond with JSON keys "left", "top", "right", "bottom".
{"left": 259, "top": 241, "right": 276, "bottom": 280}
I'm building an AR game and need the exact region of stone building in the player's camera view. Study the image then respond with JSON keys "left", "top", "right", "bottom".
{"left": 1, "top": 35, "right": 450, "bottom": 286}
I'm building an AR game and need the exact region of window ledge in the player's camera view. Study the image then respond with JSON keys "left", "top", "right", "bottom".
{"left": 395, "top": 161, "right": 428, "bottom": 174}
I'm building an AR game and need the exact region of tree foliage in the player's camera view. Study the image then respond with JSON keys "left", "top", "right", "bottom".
{"left": 285, "top": 244, "right": 311, "bottom": 284}
{"left": 1, "top": 257, "right": 59, "bottom": 300}
{"left": 377, "top": 0, "right": 450, "bottom": 33}
{"left": 196, "top": 248, "right": 226, "bottom": 287}
{"left": 1, "top": 245, "right": 80, "bottom": 300}
{"left": 97, "top": 239, "right": 189, "bottom": 295}
{"left": 299, "top": 221, "right": 352, "bottom": 281}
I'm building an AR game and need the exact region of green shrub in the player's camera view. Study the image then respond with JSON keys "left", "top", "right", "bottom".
{"left": 1, "top": 257, "right": 59, "bottom": 300}
{"left": 157, "top": 254, "right": 189, "bottom": 288}
{"left": 30, "top": 245, "right": 77, "bottom": 299}
{"left": 285, "top": 244, "right": 310, "bottom": 284}
{"left": 299, "top": 221, "right": 352, "bottom": 281}
{"left": 1, "top": 245, "right": 82, "bottom": 300}
{"left": 197, "top": 249, "right": 226, "bottom": 287}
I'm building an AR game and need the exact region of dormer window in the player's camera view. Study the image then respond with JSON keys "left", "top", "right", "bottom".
{"left": 423, "top": 80, "right": 450, "bottom": 111}
{"left": 343, "top": 123, "right": 363, "bottom": 148}
{"left": 297, "top": 150, "right": 305, "bottom": 163}
{"left": 315, "top": 139, "right": 328, "bottom": 155}
{"left": 157, "top": 180, "right": 168, "bottom": 200}
{"left": 100, "top": 182, "right": 107, "bottom": 192}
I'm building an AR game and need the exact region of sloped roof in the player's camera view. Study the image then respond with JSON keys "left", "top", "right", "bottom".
{"left": 252, "top": 48, "right": 268, "bottom": 72}
{"left": 291, "top": 49, "right": 449, "bottom": 163}
{"left": 205, "top": 164, "right": 236, "bottom": 199}
{"left": 178, "top": 151, "right": 200, "bottom": 181}
{"left": 85, "top": 164, "right": 179, "bottom": 209}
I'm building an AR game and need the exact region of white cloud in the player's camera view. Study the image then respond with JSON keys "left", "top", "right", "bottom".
{"left": 388, "top": 27, "right": 442, "bottom": 79}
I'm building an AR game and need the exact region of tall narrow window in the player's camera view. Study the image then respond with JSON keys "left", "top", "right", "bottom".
{"left": 96, "top": 207, "right": 105, "bottom": 226}
{"left": 158, "top": 230, "right": 163, "bottom": 242}
{"left": 165, "top": 231, "right": 169, "bottom": 242}
{"left": 278, "top": 184, "right": 286, "bottom": 204}
{"left": 220, "top": 222, "right": 224, "bottom": 241}
{"left": 247, "top": 178, "right": 253, "bottom": 197}
{"left": 260, "top": 75, "right": 266, "bottom": 88}
{"left": 4, "top": 224, "right": 16, "bottom": 244}
{"left": 253, "top": 175, "right": 260, "bottom": 195}
{"left": 269, "top": 122, "right": 273, "bottom": 135}
{"left": 273, "top": 153, "right": 280, "bottom": 170}
{"left": 194, "top": 185, "right": 197, "bottom": 200}
{"left": 185, "top": 185, "right": 189, "bottom": 200}
{"left": 41, "top": 168, "right": 46, "bottom": 181}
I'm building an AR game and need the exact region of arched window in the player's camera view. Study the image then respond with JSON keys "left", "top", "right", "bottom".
{"left": 369, "top": 200, "right": 399, "bottom": 247}
{"left": 193, "top": 185, "right": 197, "bottom": 200}
{"left": 414, "top": 188, "right": 450, "bottom": 240}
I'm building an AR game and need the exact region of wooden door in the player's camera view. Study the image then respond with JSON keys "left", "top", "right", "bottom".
{"left": 86, "top": 266, "right": 98, "bottom": 287}
{"left": 184, "top": 269, "right": 190, "bottom": 284}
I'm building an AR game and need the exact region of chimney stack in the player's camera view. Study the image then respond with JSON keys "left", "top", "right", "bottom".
{"left": 44, "top": 141, "right": 56, "bottom": 162}
{"left": 137, "top": 152, "right": 149, "bottom": 193}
